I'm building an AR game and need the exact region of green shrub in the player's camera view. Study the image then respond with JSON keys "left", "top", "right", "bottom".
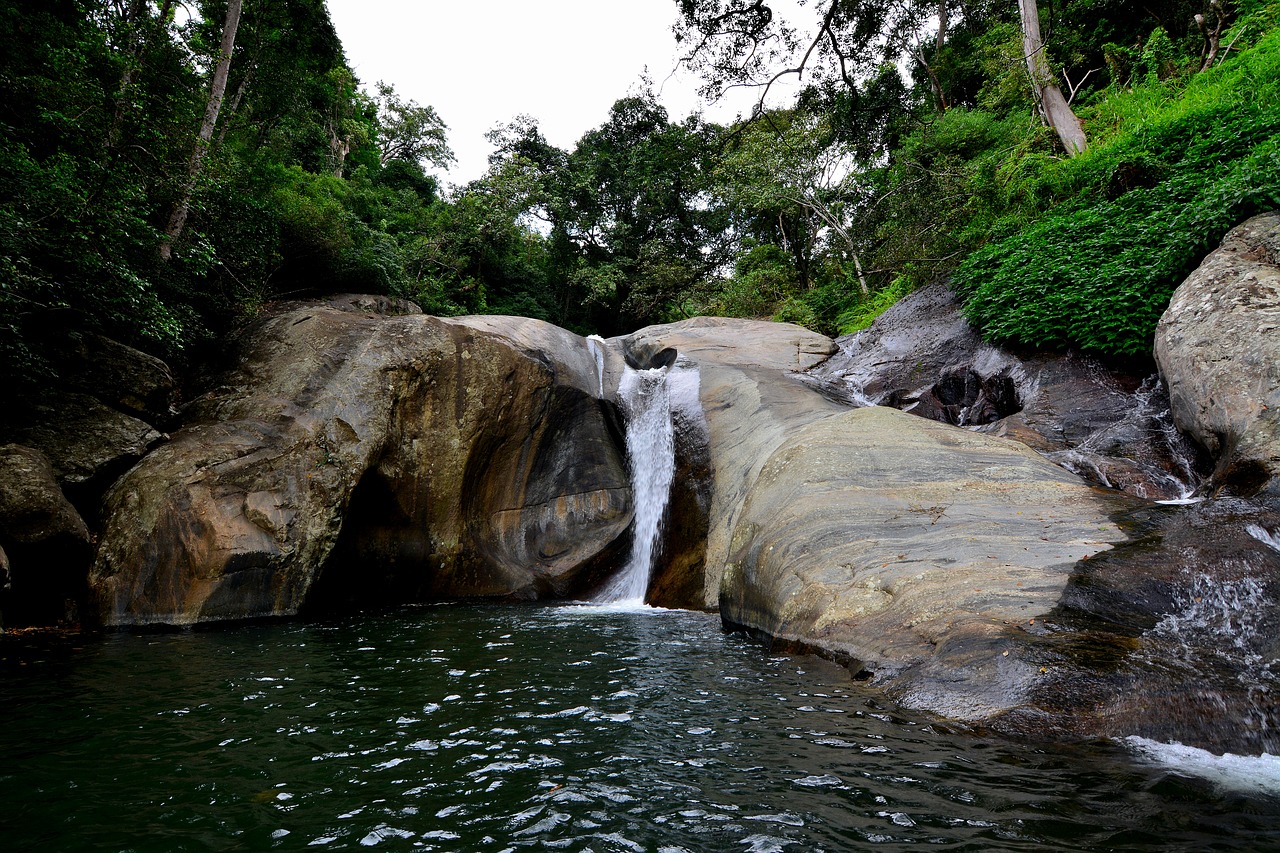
{"left": 836, "top": 276, "right": 914, "bottom": 336}
{"left": 954, "top": 27, "right": 1280, "bottom": 355}
{"left": 958, "top": 135, "right": 1280, "bottom": 354}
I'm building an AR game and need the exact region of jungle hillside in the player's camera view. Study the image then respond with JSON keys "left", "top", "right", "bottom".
{"left": 3, "top": 0, "right": 1279, "bottom": 387}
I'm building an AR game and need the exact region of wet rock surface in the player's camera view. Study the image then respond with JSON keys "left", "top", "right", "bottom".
{"left": 1000, "top": 498, "right": 1280, "bottom": 754}
{"left": 1156, "top": 212, "right": 1280, "bottom": 503}
{"left": 634, "top": 312, "right": 1278, "bottom": 753}
{"left": 716, "top": 405, "right": 1132, "bottom": 722}
{"left": 806, "top": 283, "right": 1209, "bottom": 501}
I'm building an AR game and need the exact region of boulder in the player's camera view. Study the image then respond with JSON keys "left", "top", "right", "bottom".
{"left": 0, "top": 392, "right": 164, "bottom": 505}
{"left": 59, "top": 333, "right": 177, "bottom": 424}
{"left": 90, "top": 305, "right": 633, "bottom": 626}
{"left": 0, "top": 444, "right": 93, "bottom": 626}
{"left": 1155, "top": 212, "right": 1280, "bottom": 502}
{"left": 717, "top": 405, "right": 1131, "bottom": 722}
{"left": 630, "top": 315, "right": 1277, "bottom": 752}
{"left": 807, "top": 283, "right": 1207, "bottom": 500}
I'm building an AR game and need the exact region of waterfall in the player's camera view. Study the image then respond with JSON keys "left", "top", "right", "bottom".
{"left": 586, "top": 334, "right": 607, "bottom": 399}
{"left": 593, "top": 363, "right": 676, "bottom": 605}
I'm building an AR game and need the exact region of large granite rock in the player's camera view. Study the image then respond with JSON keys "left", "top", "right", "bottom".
{"left": 717, "top": 405, "right": 1130, "bottom": 721}
{"left": 89, "top": 301, "right": 633, "bottom": 625}
{"left": 0, "top": 331, "right": 178, "bottom": 527}
{"left": 1156, "top": 212, "right": 1280, "bottom": 502}
{"left": 60, "top": 333, "right": 178, "bottom": 424}
{"left": 0, "top": 444, "right": 93, "bottom": 625}
{"left": 806, "top": 284, "right": 1207, "bottom": 501}
{"left": 0, "top": 392, "right": 164, "bottom": 506}
{"left": 626, "top": 316, "right": 1278, "bottom": 752}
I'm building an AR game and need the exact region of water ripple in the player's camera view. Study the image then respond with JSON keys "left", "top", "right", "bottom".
{"left": 1, "top": 605, "right": 1278, "bottom": 851}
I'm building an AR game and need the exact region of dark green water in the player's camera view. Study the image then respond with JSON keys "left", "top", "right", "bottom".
{"left": 2, "top": 604, "right": 1278, "bottom": 852}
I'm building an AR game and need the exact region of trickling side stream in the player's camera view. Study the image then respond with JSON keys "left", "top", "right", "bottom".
{"left": 593, "top": 363, "right": 676, "bottom": 605}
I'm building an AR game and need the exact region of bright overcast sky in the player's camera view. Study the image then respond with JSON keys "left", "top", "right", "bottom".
{"left": 326, "top": 0, "right": 801, "bottom": 187}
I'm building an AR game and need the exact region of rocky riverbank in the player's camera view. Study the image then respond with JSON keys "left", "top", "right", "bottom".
{"left": 3, "top": 214, "right": 1278, "bottom": 754}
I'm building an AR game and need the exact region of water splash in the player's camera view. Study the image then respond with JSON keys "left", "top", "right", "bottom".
{"left": 593, "top": 364, "right": 676, "bottom": 605}
{"left": 1248, "top": 524, "right": 1280, "bottom": 554}
{"left": 1122, "top": 737, "right": 1280, "bottom": 795}
{"left": 1126, "top": 562, "right": 1280, "bottom": 754}
{"left": 1047, "top": 374, "right": 1204, "bottom": 501}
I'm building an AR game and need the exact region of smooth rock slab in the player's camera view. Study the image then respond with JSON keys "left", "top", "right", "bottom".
{"left": 720, "top": 405, "right": 1130, "bottom": 722}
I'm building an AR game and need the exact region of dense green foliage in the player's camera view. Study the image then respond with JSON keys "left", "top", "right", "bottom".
{"left": 674, "top": 0, "right": 1280, "bottom": 348}
{"left": 2, "top": 0, "right": 1278, "bottom": 383}
{"left": 956, "top": 22, "right": 1280, "bottom": 354}
{"left": 0, "top": 0, "right": 552, "bottom": 383}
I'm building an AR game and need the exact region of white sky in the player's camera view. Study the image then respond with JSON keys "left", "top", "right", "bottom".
{"left": 326, "top": 0, "right": 803, "bottom": 187}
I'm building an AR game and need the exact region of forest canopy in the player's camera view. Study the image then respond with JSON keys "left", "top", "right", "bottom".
{"left": 1, "top": 0, "right": 1278, "bottom": 385}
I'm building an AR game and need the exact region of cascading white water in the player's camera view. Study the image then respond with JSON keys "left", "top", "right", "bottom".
{"left": 1045, "top": 374, "right": 1206, "bottom": 502}
{"left": 593, "top": 364, "right": 676, "bottom": 605}
{"left": 586, "top": 334, "right": 607, "bottom": 399}
{"left": 1125, "top": 545, "right": 1280, "bottom": 757}
{"left": 1248, "top": 523, "right": 1280, "bottom": 554}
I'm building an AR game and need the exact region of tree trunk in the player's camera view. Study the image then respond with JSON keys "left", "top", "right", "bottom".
{"left": 160, "top": 0, "right": 242, "bottom": 261}
{"left": 930, "top": 0, "right": 949, "bottom": 111}
{"left": 791, "top": 192, "right": 869, "bottom": 296}
{"left": 1018, "top": 0, "right": 1086, "bottom": 156}
{"left": 216, "top": 56, "right": 257, "bottom": 147}
{"left": 106, "top": 0, "right": 158, "bottom": 151}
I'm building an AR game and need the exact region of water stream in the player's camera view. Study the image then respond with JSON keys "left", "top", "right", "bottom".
{"left": 3, "top": 605, "right": 1279, "bottom": 852}
{"left": 592, "top": 364, "right": 676, "bottom": 605}
{"left": 586, "top": 335, "right": 607, "bottom": 400}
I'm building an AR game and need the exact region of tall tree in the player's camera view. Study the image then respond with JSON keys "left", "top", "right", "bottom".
{"left": 373, "top": 82, "right": 453, "bottom": 169}
{"left": 674, "top": 0, "right": 975, "bottom": 112}
{"left": 1017, "top": 0, "right": 1086, "bottom": 154}
{"left": 716, "top": 110, "right": 869, "bottom": 294}
{"left": 160, "top": 0, "right": 242, "bottom": 260}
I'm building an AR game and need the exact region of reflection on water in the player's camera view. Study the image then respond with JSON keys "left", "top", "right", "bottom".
{"left": 2, "top": 604, "right": 1278, "bottom": 852}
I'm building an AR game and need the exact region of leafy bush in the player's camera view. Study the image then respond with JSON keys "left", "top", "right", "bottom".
{"left": 954, "top": 27, "right": 1280, "bottom": 355}
{"left": 712, "top": 243, "right": 799, "bottom": 318}
{"left": 836, "top": 276, "right": 914, "bottom": 336}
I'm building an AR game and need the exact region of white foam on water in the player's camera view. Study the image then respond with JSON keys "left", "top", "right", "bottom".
{"left": 1122, "top": 736, "right": 1280, "bottom": 796}
{"left": 560, "top": 601, "right": 674, "bottom": 616}
{"left": 1248, "top": 523, "right": 1280, "bottom": 554}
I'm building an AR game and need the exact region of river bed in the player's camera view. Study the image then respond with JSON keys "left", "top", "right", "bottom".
{"left": 2, "top": 604, "right": 1278, "bottom": 851}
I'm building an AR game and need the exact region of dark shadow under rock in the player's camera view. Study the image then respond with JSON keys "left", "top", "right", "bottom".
{"left": 0, "top": 445, "right": 93, "bottom": 626}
